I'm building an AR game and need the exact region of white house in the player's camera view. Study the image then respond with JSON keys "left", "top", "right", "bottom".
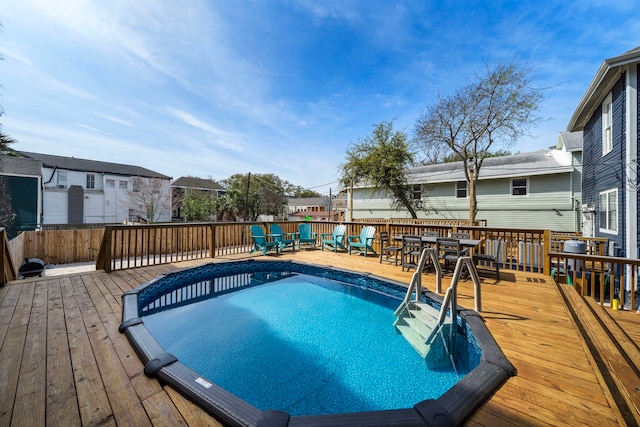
{"left": 19, "top": 151, "right": 172, "bottom": 225}
{"left": 348, "top": 138, "right": 583, "bottom": 232}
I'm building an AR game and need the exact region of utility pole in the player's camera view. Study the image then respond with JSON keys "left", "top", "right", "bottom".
{"left": 328, "top": 187, "right": 332, "bottom": 222}
{"left": 349, "top": 177, "right": 354, "bottom": 222}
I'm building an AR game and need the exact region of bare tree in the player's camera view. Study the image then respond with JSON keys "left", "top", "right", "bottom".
{"left": 126, "top": 177, "right": 171, "bottom": 223}
{"left": 414, "top": 59, "right": 544, "bottom": 222}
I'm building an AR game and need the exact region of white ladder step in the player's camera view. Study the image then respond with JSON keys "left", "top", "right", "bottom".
{"left": 394, "top": 321, "right": 429, "bottom": 358}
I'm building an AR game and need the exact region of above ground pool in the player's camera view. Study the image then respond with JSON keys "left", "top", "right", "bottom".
{"left": 120, "top": 260, "right": 515, "bottom": 427}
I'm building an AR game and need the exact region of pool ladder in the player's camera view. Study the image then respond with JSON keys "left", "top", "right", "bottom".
{"left": 393, "top": 248, "right": 482, "bottom": 368}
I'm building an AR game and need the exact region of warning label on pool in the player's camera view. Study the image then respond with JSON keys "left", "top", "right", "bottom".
{"left": 195, "top": 377, "right": 212, "bottom": 388}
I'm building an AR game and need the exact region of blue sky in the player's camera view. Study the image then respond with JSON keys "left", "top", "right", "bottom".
{"left": 0, "top": 1, "right": 638, "bottom": 195}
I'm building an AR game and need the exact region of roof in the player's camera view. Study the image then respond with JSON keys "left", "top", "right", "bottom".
{"left": 287, "top": 197, "right": 329, "bottom": 205}
{"left": 19, "top": 151, "right": 171, "bottom": 179}
{"left": 172, "top": 176, "right": 225, "bottom": 191}
{"left": 406, "top": 149, "right": 575, "bottom": 184}
{"left": 557, "top": 131, "right": 583, "bottom": 152}
{"left": 0, "top": 155, "right": 42, "bottom": 176}
{"left": 567, "top": 45, "right": 640, "bottom": 132}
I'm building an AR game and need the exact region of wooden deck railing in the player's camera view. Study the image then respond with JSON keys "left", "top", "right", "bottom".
{"left": 5, "top": 220, "right": 637, "bottom": 311}
{"left": 96, "top": 222, "right": 214, "bottom": 272}
{"left": 549, "top": 251, "right": 640, "bottom": 312}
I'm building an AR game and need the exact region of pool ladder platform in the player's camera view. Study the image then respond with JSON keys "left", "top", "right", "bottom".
{"left": 393, "top": 248, "right": 482, "bottom": 368}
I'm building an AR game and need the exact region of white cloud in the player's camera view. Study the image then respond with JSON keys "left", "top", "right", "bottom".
{"left": 169, "top": 109, "right": 246, "bottom": 152}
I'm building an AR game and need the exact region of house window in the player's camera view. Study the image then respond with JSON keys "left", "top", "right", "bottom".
{"left": 599, "top": 189, "right": 617, "bottom": 233}
{"left": 132, "top": 178, "right": 141, "bottom": 193}
{"left": 86, "top": 174, "right": 95, "bottom": 189}
{"left": 119, "top": 180, "right": 128, "bottom": 189}
{"left": 57, "top": 170, "right": 67, "bottom": 188}
{"left": 511, "top": 178, "right": 528, "bottom": 196}
{"left": 106, "top": 179, "right": 115, "bottom": 188}
{"left": 456, "top": 181, "right": 467, "bottom": 198}
{"left": 602, "top": 92, "right": 612, "bottom": 155}
{"left": 412, "top": 184, "right": 422, "bottom": 200}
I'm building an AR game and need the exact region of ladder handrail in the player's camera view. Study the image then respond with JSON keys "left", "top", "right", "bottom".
{"left": 426, "top": 257, "right": 483, "bottom": 344}
{"left": 394, "top": 247, "right": 441, "bottom": 315}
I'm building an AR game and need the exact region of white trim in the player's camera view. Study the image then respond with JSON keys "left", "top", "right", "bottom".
{"left": 602, "top": 92, "right": 613, "bottom": 156}
{"left": 599, "top": 188, "right": 618, "bottom": 234}
{"left": 510, "top": 177, "right": 529, "bottom": 197}
{"left": 625, "top": 65, "right": 638, "bottom": 259}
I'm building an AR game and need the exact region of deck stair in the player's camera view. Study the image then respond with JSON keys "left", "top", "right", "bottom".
{"left": 557, "top": 280, "right": 640, "bottom": 426}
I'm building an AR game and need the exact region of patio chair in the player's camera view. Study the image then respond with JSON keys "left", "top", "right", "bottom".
{"left": 270, "top": 223, "right": 296, "bottom": 252}
{"left": 401, "top": 235, "right": 423, "bottom": 271}
{"left": 249, "top": 225, "right": 280, "bottom": 256}
{"left": 297, "top": 223, "right": 317, "bottom": 248}
{"left": 450, "top": 232, "right": 470, "bottom": 239}
{"left": 473, "top": 238, "right": 502, "bottom": 280}
{"left": 437, "top": 237, "right": 468, "bottom": 273}
{"left": 379, "top": 231, "right": 401, "bottom": 265}
{"left": 348, "top": 225, "right": 377, "bottom": 256}
{"left": 321, "top": 224, "right": 348, "bottom": 252}
{"left": 421, "top": 230, "right": 440, "bottom": 270}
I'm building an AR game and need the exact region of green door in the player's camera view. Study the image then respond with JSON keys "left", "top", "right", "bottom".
{"left": 5, "top": 175, "right": 38, "bottom": 237}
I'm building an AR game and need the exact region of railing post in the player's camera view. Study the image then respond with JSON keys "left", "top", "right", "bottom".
{"left": 210, "top": 223, "right": 216, "bottom": 258}
{"left": 96, "top": 226, "right": 113, "bottom": 273}
{"left": 0, "top": 228, "right": 16, "bottom": 285}
{"left": 543, "top": 229, "right": 551, "bottom": 275}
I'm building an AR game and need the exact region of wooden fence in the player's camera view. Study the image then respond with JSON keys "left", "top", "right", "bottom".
{"left": 9, "top": 228, "right": 105, "bottom": 266}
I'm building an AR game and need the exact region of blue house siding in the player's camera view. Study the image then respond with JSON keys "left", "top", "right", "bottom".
{"left": 570, "top": 47, "right": 640, "bottom": 260}
{"left": 582, "top": 74, "right": 626, "bottom": 253}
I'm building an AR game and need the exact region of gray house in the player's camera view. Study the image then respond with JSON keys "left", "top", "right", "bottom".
{"left": 349, "top": 140, "right": 583, "bottom": 232}
{"left": 567, "top": 46, "right": 639, "bottom": 257}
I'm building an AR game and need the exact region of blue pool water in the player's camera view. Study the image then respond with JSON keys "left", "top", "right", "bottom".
{"left": 141, "top": 271, "right": 479, "bottom": 416}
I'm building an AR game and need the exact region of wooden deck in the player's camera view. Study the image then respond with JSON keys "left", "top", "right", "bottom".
{"left": 1, "top": 250, "right": 639, "bottom": 426}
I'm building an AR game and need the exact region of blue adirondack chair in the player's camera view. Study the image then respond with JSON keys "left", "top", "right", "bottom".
{"left": 269, "top": 223, "right": 296, "bottom": 252}
{"left": 249, "top": 225, "right": 280, "bottom": 255}
{"left": 297, "top": 223, "right": 317, "bottom": 248}
{"left": 321, "top": 224, "right": 347, "bottom": 252}
{"left": 348, "top": 226, "right": 377, "bottom": 256}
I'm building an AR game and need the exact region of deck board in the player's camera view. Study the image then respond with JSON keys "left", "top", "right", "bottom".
{"left": 45, "top": 277, "right": 81, "bottom": 427}
{"left": 0, "top": 250, "right": 638, "bottom": 426}
{"left": 12, "top": 280, "right": 47, "bottom": 426}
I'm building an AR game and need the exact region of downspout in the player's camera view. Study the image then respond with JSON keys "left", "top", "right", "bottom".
{"left": 43, "top": 165, "right": 57, "bottom": 185}
{"left": 624, "top": 65, "right": 637, "bottom": 307}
